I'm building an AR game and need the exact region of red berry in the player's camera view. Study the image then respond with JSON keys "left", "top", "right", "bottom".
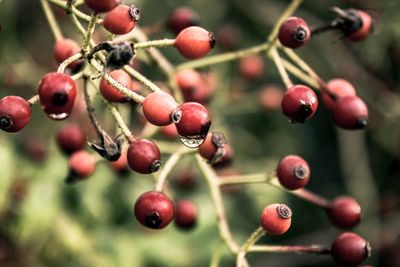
{"left": 278, "top": 17, "right": 311, "bottom": 49}
{"left": 259, "top": 85, "right": 283, "bottom": 111}
{"left": 174, "top": 26, "right": 215, "bottom": 59}
{"left": 175, "top": 199, "right": 197, "bottom": 229}
{"left": 0, "top": 96, "right": 31, "bottom": 132}
{"left": 331, "top": 232, "right": 371, "bottom": 266}
{"left": 56, "top": 124, "right": 86, "bottom": 155}
{"left": 134, "top": 191, "right": 175, "bottom": 229}
{"left": 281, "top": 85, "right": 318, "bottom": 123}
{"left": 171, "top": 102, "right": 211, "bottom": 148}
{"left": 173, "top": 169, "right": 198, "bottom": 190}
{"left": 277, "top": 155, "right": 310, "bottom": 190}
{"left": 260, "top": 203, "right": 292, "bottom": 235}
{"left": 127, "top": 139, "right": 161, "bottom": 174}
{"left": 110, "top": 148, "right": 129, "bottom": 174}
{"left": 38, "top": 72, "right": 77, "bottom": 120}
{"left": 84, "top": 0, "right": 121, "bottom": 13}
{"left": 347, "top": 10, "right": 374, "bottom": 41}
{"left": 167, "top": 7, "right": 199, "bottom": 35}
{"left": 238, "top": 55, "right": 265, "bottom": 80}
{"left": 327, "top": 196, "right": 361, "bottom": 228}
{"left": 103, "top": 5, "right": 140, "bottom": 35}
{"left": 54, "top": 38, "right": 82, "bottom": 72}
{"left": 142, "top": 91, "right": 178, "bottom": 126}
{"left": 68, "top": 150, "right": 96, "bottom": 179}
{"left": 100, "top": 70, "right": 133, "bottom": 103}
{"left": 160, "top": 124, "right": 179, "bottom": 139}
{"left": 322, "top": 79, "right": 356, "bottom": 110}
{"left": 198, "top": 132, "right": 227, "bottom": 164}
{"left": 332, "top": 96, "right": 368, "bottom": 130}
{"left": 175, "top": 70, "right": 215, "bottom": 103}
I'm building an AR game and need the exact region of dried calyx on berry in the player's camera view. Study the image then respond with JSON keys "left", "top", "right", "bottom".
{"left": 88, "top": 42, "right": 136, "bottom": 71}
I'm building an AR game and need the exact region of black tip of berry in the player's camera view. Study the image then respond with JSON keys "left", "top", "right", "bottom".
{"left": 356, "top": 118, "right": 368, "bottom": 129}
{"left": 293, "top": 27, "right": 307, "bottom": 42}
{"left": 145, "top": 212, "right": 162, "bottom": 228}
{"left": 292, "top": 104, "right": 313, "bottom": 123}
{"left": 0, "top": 115, "right": 13, "bottom": 131}
{"left": 209, "top": 32, "right": 216, "bottom": 48}
{"left": 52, "top": 92, "right": 69, "bottom": 106}
{"left": 171, "top": 109, "right": 182, "bottom": 123}
{"left": 294, "top": 165, "right": 307, "bottom": 179}
{"left": 277, "top": 204, "right": 292, "bottom": 219}
{"left": 150, "top": 160, "right": 161, "bottom": 173}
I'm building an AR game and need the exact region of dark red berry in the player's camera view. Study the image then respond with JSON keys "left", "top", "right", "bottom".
{"left": 174, "top": 169, "right": 198, "bottom": 190}
{"left": 175, "top": 69, "right": 202, "bottom": 102}
{"left": 277, "top": 155, "right": 310, "bottom": 190}
{"left": 238, "top": 55, "right": 265, "bottom": 80}
{"left": 332, "top": 96, "right": 368, "bottom": 130}
{"left": 134, "top": 191, "right": 175, "bottom": 229}
{"left": 54, "top": 38, "right": 82, "bottom": 72}
{"left": 322, "top": 79, "right": 356, "bottom": 110}
{"left": 142, "top": 91, "right": 178, "bottom": 126}
{"left": 68, "top": 150, "right": 96, "bottom": 179}
{"left": 23, "top": 136, "right": 48, "bottom": 162}
{"left": 281, "top": 85, "right": 318, "bottom": 123}
{"left": 84, "top": 0, "right": 121, "bottom": 13}
{"left": 327, "top": 196, "right": 361, "bottom": 228}
{"left": 216, "top": 24, "right": 241, "bottom": 51}
{"left": 331, "top": 232, "right": 371, "bottom": 266}
{"left": 198, "top": 132, "right": 227, "bottom": 164}
{"left": 127, "top": 139, "right": 161, "bottom": 174}
{"left": 175, "top": 199, "right": 197, "bottom": 229}
{"left": 167, "top": 7, "right": 199, "bottom": 35}
{"left": 100, "top": 70, "right": 133, "bottom": 103}
{"left": 278, "top": 17, "right": 311, "bottom": 49}
{"left": 174, "top": 26, "right": 215, "bottom": 59}
{"left": 56, "top": 124, "right": 86, "bottom": 155}
{"left": 0, "top": 96, "right": 31, "bottom": 132}
{"left": 38, "top": 72, "right": 77, "bottom": 120}
{"left": 259, "top": 85, "right": 283, "bottom": 111}
{"left": 171, "top": 102, "right": 211, "bottom": 148}
{"left": 260, "top": 203, "right": 292, "bottom": 235}
{"left": 103, "top": 5, "right": 140, "bottom": 35}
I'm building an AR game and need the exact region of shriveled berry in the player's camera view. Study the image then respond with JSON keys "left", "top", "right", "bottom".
{"left": 277, "top": 155, "right": 310, "bottom": 190}
{"left": 281, "top": 85, "right": 318, "bottom": 123}
{"left": 103, "top": 5, "right": 140, "bottom": 35}
{"left": 167, "top": 7, "right": 199, "bottom": 35}
{"left": 56, "top": 124, "right": 86, "bottom": 155}
{"left": 331, "top": 232, "right": 371, "bottom": 266}
{"left": 347, "top": 10, "right": 373, "bottom": 41}
{"left": 54, "top": 38, "right": 82, "bottom": 72}
{"left": 175, "top": 199, "right": 197, "bottom": 229}
{"left": 134, "top": 191, "right": 175, "bottom": 229}
{"left": 238, "top": 55, "right": 264, "bottom": 80}
{"left": 259, "top": 85, "right": 283, "bottom": 111}
{"left": 260, "top": 203, "right": 292, "bottom": 235}
{"left": 278, "top": 17, "right": 311, "bottom": 49}
{"left": 100, "top": 70, "right": 133, "bottom": 103}
{"left": 212, "top": 143, "right": 234, "bottom": 168}
{"left": 332, "top": 96, "right": 368, "bottom": 130}
{"left": 322, "top": 79, "right": 356, "bottom": 110}
{"left": 68, "top": 150, "right": 96, "bottom": 179}
{"left": 334, "top": 8, "right": 374, "bottom": 41}
{"left": 327, "top": 196, "right": 361, "bottom": 228}
{"left": 198, "top": 132, "right": 227, "bottom": 164}
{"left": 0, "top": 96, "right": 31, "bottom": 132}
{"left": 174, "top": 26, "right": 215, "bottom": 59}
{"left": 127, "top": 139, "right": 161, "bottom": 174}
{"left": 84, "top": 0, "right": 121, "bottom": 13}
{"left": 142, "top": 91, "right": 178, "bottom": 126}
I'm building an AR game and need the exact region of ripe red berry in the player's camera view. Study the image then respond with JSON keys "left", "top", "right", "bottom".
{"left": 56, "top": 124, "right": 86, "bottom": 155}
{"left": 54, "top": 38, "right": 82, "bottom": 72}
{"left": 277, "top": 155, "right": 310, "bottom": 190}
{"left": 198, "top": 132, "right": 227, "bottom": 164}
{"left": 331, "top": 232, "right": 371, "bottom": 266}
{"left": 278, "top": 17, "right": 311, "bottom": 49}
{"left": 238, "top": 55, "right": 265, "bottom": 80}
{"left": 167, "top": 7, "right": 199, "bottom": 35}
{"left": 327, "top": 196, "right": 361, "bottom": 228}
{"left": 332, "top": 96, "right": 368, "bottom": 130}
{"left": 68, "top": 150, "right": 96, "bottom": 179}
{"left": 322, "top": 79, "right": 356, "bottom": 110}
{"left": 134, "top": 191, "right": 175, "bottom": 229}
{"left": 100, "top": 70, "right": 133, "bottom": 103}
{"left": 38, "top": 72, "right": 77, "bottom": 120}
{"left": 160, "top": 124, "right": 179, "bottom": 139}
{"left": 171, "top": 102, "right": 211, "bottom": 148}
{"left": 347, "top": 10, "right": 374, "bottom": 41}
{"left": 175, "top": 70, "right": 215, "bottom": 104}
{"left": 260, "top": 203, "right": 292, "bottom": 235}
{"left": 259, "top": 85, "right": 283, "bottom": 111}
{"left": 84, "top": 0, "right": 121, "bottom": 13}
{"left": 175, "top": 199, "right": 197, "bottom": 229}
{"left": 127, "top": 139, "right": 161, "bottom": 174}
{"left": 142, "top": 91, "right": 178, "bottom": 126}
{"left": 0, "top": 96, "right": 31, "bottom": 132}
{"left": 103, "top": 5, "right": 140, "bottom": 35}
{"left": 281, "top": 85, "right": 318, "bottom": 123}
{"left": 174, "top": 26, "right": 216, "bottom": 59}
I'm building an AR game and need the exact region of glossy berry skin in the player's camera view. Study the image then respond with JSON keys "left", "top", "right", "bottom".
{"left": 238, "top": 55, "right": 264, "bottom": 80}
{"left": 100, "top": 70, "right": 132, "bottom": 103}
{"left": 332, "top": 96, "right": 368, "bottom": 130}
{"left": 174, "top": 26, "right": 216, "bottom": 59}
{"left": 68, "top": 151, "right": 96, "bottom": 178}
{"left": 175, "top": 200, "right": 197, "bottom": 229}
{"left": 56, "top": 124, "right": 86, "bottom": 155}
{"left": 0, "top": 96, "right": 31, "bottom": 132}
{"left": 38, "top": 72, "right": 77, "bottom": 120}
{"left": 281, "top": 85, "right": 318, "bottom": 123}
{"left": 84, "top": 0, "right": 121, "bottom": 13}
{"left": 171, "top": 102, "right": 211, "bottom": 148}
{"left": 278, "top": 17, "right": 311, "bottom": 49}
{"left": 348, "top": 10, "right": 373, "bottom": 41}
{"left": 322, "top": 79, "right": 356, "bottom": 110}
{"left": 260, "top": 203, "right": 292, "bottom": 235}
{"left": 331, "top": 232, "right": 370, "bottom": 266}
{"left": 127, "top": 139, "right": 161, "bottom": 174}
{"left": 134, "top": 191, "right": 175, "bottom": 229}
{"left": 103, "top": 5, "right": 140, "bottom": 35}
{"left": 277, "top": 155, "right": 310, "bottom": 190}
{"left": 327, "top": 196, "right": 361, "bottom": 228}
{"left": 167, "top": 7, "right": 199, "bottom": 35}
{"left": 54, "top": 38, "right": 82, "bottom": 72}
{"left": 142, "top": 91, "right": 178, "bottom": 126}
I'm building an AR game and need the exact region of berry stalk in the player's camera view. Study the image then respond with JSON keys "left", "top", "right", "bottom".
{"left": 40, "top": 0, "right": 63, "bottom": 40}
{"left": 249, "top": 244, "right": 330, "bottom": 254}
{"left": 134, "top": 39, "right": 175, "bottom": 50}
{"left": 271, "top": 48, "right": 293, "bottom": 88}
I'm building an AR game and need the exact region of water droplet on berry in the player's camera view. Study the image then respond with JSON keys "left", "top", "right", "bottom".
{"left": 47, "top": 112, "right": 69, "bottom": 120}
{"left": 179, "top": 135, "right": 206, "bottom": 148}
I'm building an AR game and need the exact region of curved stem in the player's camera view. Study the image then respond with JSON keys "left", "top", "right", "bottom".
{"left": 41, "top": 0, "right": 63, "bottom": 40}
{"left": 280, "top": 46, "right": 319, "bottom": 80}
{"left": 249, "top": 244, "right": 331, "bottom": 254}
{"left": 218, "top": 173, "right": 274, "bottom": 186}
{"left": 134, "top": 39, "right": 175, "bottom": 50}
{"left": 57, "top": 53, "right": 83, "bottom": 73}
{"left": 83, "top": 13, "right": 99, "bottom": 54}
{"left": 107, "top": 104, "right": 134, "bottom": 142}
{"left": 155, "top": 147, "right": 186, "bottom": 192}
{"left": 27, "top": 95, "right": 39, "bottom": 106}
{"left": 271, "top": 48, "right": 293, "bottom": 88}
{"left": 123, "top": 65, "right": 161, "bottom": 93}
{"left": 210, "top": 241, "right": 225, "bottom": 267}
{"left": 82, "top": 76, "right": 102, "bottom": 138}
{"left": 236, "top": 227, "right": 265, "bottom": 267}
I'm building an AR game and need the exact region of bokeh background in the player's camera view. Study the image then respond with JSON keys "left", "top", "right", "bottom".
{"left": 0, "top": 0, "right": 400, "bottom": 266}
